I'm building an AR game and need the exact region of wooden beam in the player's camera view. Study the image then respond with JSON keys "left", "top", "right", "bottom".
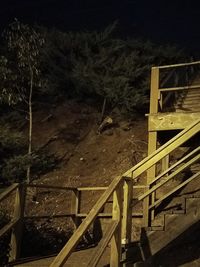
{"left": 148, "top": 112, "right": 200, "bottom": 131}
{"left": 149, "top": 146, "right": 200, "bottom": 185}
{"left": 77, "top": 187, "right": 107, "bottom": 191}
{"left": 149, "top": 67, "right": 159, "bottom": 114}
{"left": 71, "top": 189, "right": 81, "bottom": 230}
{"left": 144, "top": 131, "right": 157, "bottom": 227}
{"left": 27, "top": 184, "right": 75, "bottom": 191}
{"left": 9, "top": 184, "right": 26, "bottom": 261}
{"left": 124, "top": 119, "right": 200, "bottom": 179}
{"left": 138, "top": 153, "right": 200, "bottom": 202}
{"left": 110, "top": 183, "right": 123, "bottom": 267}
{"left": 0, "top": 183, "right": 18, "bottom": 202}
{"left": 158, "top": 60, "right": 200, "bottom": 69}
{"left": 121, "top": 179, "right": 133, "bottom": 245}
{"left": 25, "top": 214, "right": 73, "bottom": 219}
{"left": 159, "top": 84, "right": 200, "bottom": 92}
{"left": 88, "top": 220, "right": 118, "bottom": 267}
{"left": 149, "top": 171, "right": 200, "bottom": 210}
{"left": 0, "top": 219, "right": 18, "bottom": 238}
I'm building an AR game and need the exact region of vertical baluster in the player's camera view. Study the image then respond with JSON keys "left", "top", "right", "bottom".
{"left": 9, "top": 184, "right": 26, "bottom": 261}
{"left": 110, "top": 182, "right": 123, "bottom": 267}
{"left": 71, "top": 189, "right": 81, "bottom": 230}
{"left": 121, "top": 178, "right": 133, "bottom": 245}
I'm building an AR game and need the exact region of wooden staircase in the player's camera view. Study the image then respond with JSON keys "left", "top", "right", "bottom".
{"left": 1, "top": 61, "right": 200, "bottom": 267}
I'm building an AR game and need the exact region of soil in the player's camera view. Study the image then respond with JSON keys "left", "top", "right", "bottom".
{"left": 32, "top": 100, "right": 148, "bottom": 188}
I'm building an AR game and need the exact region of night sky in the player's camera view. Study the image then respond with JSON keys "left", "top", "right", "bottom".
{"left": 1, "top": 0, "right": 200, "bottom": 53}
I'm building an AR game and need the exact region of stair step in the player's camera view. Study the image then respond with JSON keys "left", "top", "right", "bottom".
{"left": 145, "top": 226, "right": 164, "bottom": 231}
{"left": 185, "top": 197, "right": 200, "bottom": 212}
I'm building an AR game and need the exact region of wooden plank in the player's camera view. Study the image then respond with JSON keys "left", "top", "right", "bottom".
{"left": 50, "top": 175, "right": 122, "bottom": 267}
{"left": 88, "top": 220, "right": 118, "bottom": 267}
{"left": 71, "top": 189, "right": 82, "bottom": 230}
{"left": 144, "top": 131, "right": 157, "bottom": 227}
{"left": 124, "top": 119, "right": 200, "bottom": 179}
{"left": 158, "top": 60, "right": 200, "bottom": 69}
{"left": 149, "top": 171, "right": 200, "bottom": 210}
{"left": 9, "top": 185, "right": 26, "bottom": 261}
{"left": 161, "top": 155, "right": 169, "bottom": 175}
{"left": 0, "top": 219, "right": 18, "bottom": 238}
{"left": 159, "top": 84, "right": 200, "bottom": 92}
{"left": 149, "top": 146, "right": 200, "bottom": 185}
{"left": 25, "top": 214, "right": 73, "bottom": 219}
{"left": 138, "top": 153, "right": 200, "bottom": 202}
{"left": 77, "top": 212, "right": 143, "bottom": 218}
{"left": 77, "top": 187, "right": 107, "bottom": 191}
{"left": 27, "top": 184, "right": 75, "bottom": 191}
{"left": 148, "top": 112, "right": 200, "bottom": 131}
{"left": 0, "top": 183, "right": 18, "bottom": 202}
{"left": 149, "top": 67, "right": 159, "bottom": 114}
{"left": 110, "top": 184, "right": 123, "bottom": 267}
{"left": 121, "top": 179, "right": 133, "bottom": 245}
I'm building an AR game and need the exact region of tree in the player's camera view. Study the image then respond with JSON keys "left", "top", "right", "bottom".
{"left": 41, "top": 23, "right": 186, "bottom": 117}
{"left": 0, "top": 19, "right": 44, "bottom": 183}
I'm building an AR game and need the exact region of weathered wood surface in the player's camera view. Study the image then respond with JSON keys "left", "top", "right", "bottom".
{"left": 12, "top": 247, "right": 110, "bottom": 266}
{"left": 148, "top": 112, "right": 200, "bottom": 131}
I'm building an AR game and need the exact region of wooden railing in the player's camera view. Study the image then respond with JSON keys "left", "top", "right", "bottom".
{"left": 0, "top": 183, "right": 78, "bottom": 262}
{"left": 0, "top": 119, "right": 199, "bottom": 266}
{"left": 50, "top": 119, "right": 200, "bottom": 267}
{"left": 150, "top": 60, "right": 200, "bottom": 113}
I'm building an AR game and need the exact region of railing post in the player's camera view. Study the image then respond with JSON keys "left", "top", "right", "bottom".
{"left": 121, "top": 178, "right": 133, "bottom": 246}
{"left": 144, "top": 67, "right": 159, "bottom": 227}
{"left": 110, "top": 182, "right": 123, "bottom": 267}
{"left": 9, "top": 184, "right": 26, "bottom": 262}
{"left": 71, "top": 189, "right": 81, "bottom": 230}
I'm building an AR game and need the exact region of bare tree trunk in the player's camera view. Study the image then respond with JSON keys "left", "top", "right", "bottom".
{"left": 100, "top": 97, "right": 107, "bottom": 123}
{"left": 27, "top": 69, "right": 33, "bottom": 183}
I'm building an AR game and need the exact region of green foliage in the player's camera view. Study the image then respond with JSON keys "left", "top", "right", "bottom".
{"left": 42, "top": 23, "right": 186, "bottom": 113}
{"left": 0, "top": 125, "right": 57, "bottom": 184}
{"left": 0, "top": 19, "right": 45, "bottom": 104}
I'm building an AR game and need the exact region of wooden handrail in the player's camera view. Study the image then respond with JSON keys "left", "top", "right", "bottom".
{"left": 149, "top": 146, "right": 200, "bottom": 186}
{"left": 26, "top": 184, "right": 76, "bottom": 190}
{"left": 0, "top": 183, "right": 19, "bottom": 202}
{"left": 159, "top": 84, "right": 200, "bottom": 92}
{"left": 157, "top": 60, "right": 200, "bottom": 69}
{"left": 0, "top": 218, "right": 19, "bottom": 238}
{"left": 88, "top": 220, "right": 119, "bottom": 267}
{"left": 124, "top": 119, "right": 200, "bottom": 178}
{"left": 149, "top": 171, "right": 200, "bottom": 210}
{"left": 137, "top": 152, "right": 200, "bottom": 202}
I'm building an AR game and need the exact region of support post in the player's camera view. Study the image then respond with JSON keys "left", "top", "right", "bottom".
{"left": 9, "top": 184, "right": 26, "bottom": 261}
{"left": 161, "top": 155, "right": 170, "bottom": 179}
{"left": 110, "top": 182, "right": 123, "bottom": 267}
{"left": 121, "top": 179, "right": 133, "bottom": 245}
{"left": 144, "top": 67, "right": 159, "bottom": 227}
{"left": 71, "top": 189, "right": 81, "bottom": 230}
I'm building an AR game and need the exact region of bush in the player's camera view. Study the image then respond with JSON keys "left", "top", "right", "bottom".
{"left": 41, "top": 23, "right": 187, "bottom": 114}
{"left": 0, "top": 125, "right": 57, "bottom": 184}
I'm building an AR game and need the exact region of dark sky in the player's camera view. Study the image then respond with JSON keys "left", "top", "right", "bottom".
{"left": 1, "top": 0, "right": 200, "bottom": 52}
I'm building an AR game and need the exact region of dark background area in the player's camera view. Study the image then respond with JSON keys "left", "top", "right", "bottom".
{"left": 0, "top": 0, "right": 200, "bottom": 54}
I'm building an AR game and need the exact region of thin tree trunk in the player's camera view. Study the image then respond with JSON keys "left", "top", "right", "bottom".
{"left": 100, "top": 97, "right": 107, "bottom": 123}
{"left": 27, "top": 69, "right": 33, "bottom": 183}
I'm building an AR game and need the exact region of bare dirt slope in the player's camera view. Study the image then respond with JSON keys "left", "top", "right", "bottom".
{"left": 32, "top": 100, "right": 148, "bottom": 188}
